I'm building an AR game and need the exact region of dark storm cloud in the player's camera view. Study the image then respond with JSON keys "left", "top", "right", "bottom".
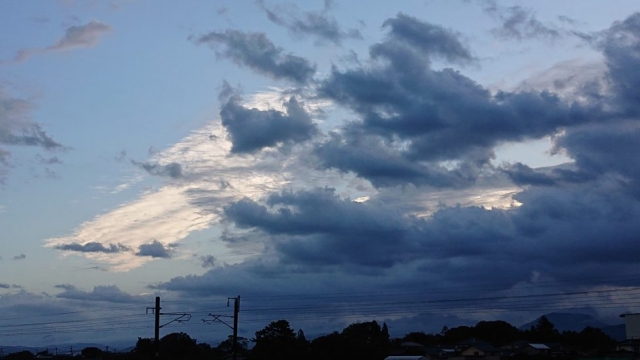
{"left": 55, "top": 284, "right": 146, "bottom": 303}
{"left": 136, "top": 240, "right": 173, "bottom": 258}
{"left": 315, "top": 14, "right": 598, "bottom": 188}
{"left": 132, "top": 160, "right": 183, "bottom": 179}
{"left": 224, "top": 189, "right": 410, "bottom": 267}
{"left": 195, "top": 29, "right": 316, "bottom": 84}
{"left": 597, "top": 12, "right": 640, "bottom": 115}
{"left": 554, "top": 122, "right": 640, "bottom": 197}
{"left": 314, "top": 130, "right": 483, "bottom": 188}
{"left": 221, "top": 180, "right": 640, "bottom": 284}
{"left": 257, "top": 0, "right": 361, "bottom": 45}
{"left": 54, "top": 242, "right": 130, "bottom": 254}
{"left": 220, "top": 92, "right": 318, "bottom": 154}
{"left": 152, "top": 12, "right": 640, "bottom": 338}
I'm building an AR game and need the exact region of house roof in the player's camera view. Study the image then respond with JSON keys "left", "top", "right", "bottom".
{"left": 529, "top": 343, "right": 550, "bottom": 350}
{"left": 464, "top": 343, "right": 500, "bottom": 353}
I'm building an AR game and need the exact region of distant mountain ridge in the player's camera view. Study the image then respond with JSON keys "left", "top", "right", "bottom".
{"left": 520, "top": 312, "right": 625, "bottom": 341}
{"left": 0, "top": 342, "right": 134, "bottom": 356}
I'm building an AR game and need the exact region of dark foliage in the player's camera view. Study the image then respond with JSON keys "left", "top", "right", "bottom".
{"left": 250, "top": 319, "right": 308, "bottom": 360}
{"left": 310, "top": 320, "right": 390, "bottom": 360}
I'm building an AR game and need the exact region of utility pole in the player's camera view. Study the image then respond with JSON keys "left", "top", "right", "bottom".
{"left": 232, "top": 296, "right": 240, "bottom": 360}
{"left": 154, "top": 296, "right": 160, "bottom": 358}
{"left": 202, "top": 295, "right": 241, "bottom": 360}
{"left": 146, "top": 296, "right": 191, "bottom": 359}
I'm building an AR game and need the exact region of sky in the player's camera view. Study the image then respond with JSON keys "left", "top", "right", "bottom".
{"left": 2, "top": 0, "right": 640, "bottom": 348}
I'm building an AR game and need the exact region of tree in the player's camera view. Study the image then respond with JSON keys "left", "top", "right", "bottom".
{"left": 474, "top": 320, "right": 521, "bottom": 347}
{"left": 134, "top": 337, "right": 155, "bottom": 359}
{"left": 310, "top": 331, "right": 346, "bottom": 360}
{"left": 341, "top": 320, "right": 390, "bottom": 360}
{"left": 3, "top": 351, "right": 34, "bottom": 359}
{"left": 251, "top": 320, "right": 298, "bottom": 360}
{"left": 217, "top": 335, "right": 250, "bottom": 358}
{"left": 562, "top": 326, "right": 616, "bottom": 356}
{"left": 81, "top": 346, "right": 103, "bottom": 358}
{"left": 442, "top": 325, "right": 475, "bottom": 344}
{"left": 401, "top": 331, "right": 442, "bottom": 346}
{"left": 529, "top": 315, "right": 560, "bottom": 342}
{"left": 160, "top": 332, "right": 199, "bottom": 360}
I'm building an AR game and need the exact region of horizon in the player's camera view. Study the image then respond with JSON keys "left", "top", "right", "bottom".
{"left": 0, "top": 310, "right": 627, "bottom": 352}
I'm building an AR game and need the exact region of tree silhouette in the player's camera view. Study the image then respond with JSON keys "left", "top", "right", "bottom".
{"left": 81, "top": 346, "right": 104, "bottom": 358}
{"left": 529, "top": 315, "right": 560, "bottom": 342}
{"left": 251, "top": 319, "right": 299, "bottom": 360}
{"left": 3, "top": 351, "right": 34, "bottom": 359}
{"left": 160, "top": 332, "right": 199, "bottom": 360}
{"left": 217, "top": 335, "right": 250, "bottom": 358}
{"left": 474, "top": 320, "right": 521, "bottom": 347}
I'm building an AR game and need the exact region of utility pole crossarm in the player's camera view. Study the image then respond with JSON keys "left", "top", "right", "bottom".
{"left": 159, "top": 313, "right": 191, "bottom": 328}
{"left": 145, "top": 296, "right": 192, "bottom": 358}
{"left": 202, "top": 314, "right": 234, "bottom": 330}
{"left": 201, "top": 295, "right": 240, "bottom": 360}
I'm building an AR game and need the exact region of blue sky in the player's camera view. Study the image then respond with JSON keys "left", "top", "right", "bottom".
{"left": 2, "top": 0, "right": 640, "bottom": 348}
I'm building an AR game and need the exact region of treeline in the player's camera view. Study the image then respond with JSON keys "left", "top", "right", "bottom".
{"left": 2, "top": 316, "right": 618, "bottom": 360}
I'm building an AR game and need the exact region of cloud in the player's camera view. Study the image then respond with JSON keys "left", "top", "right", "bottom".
{"left": 0, "top": 283, "right": 10, "bottom": 289}
{"left": 314, "top": 14, "right": 598, "bottom": 188}
{"left": 159, "top": 5, "right": 640, "bottom": 315}
{"left": 12, "top": 254, "right": 26, "bottom": 260}
{"left": 54, "top": 242, "right": 130, "bottom": 254}
{"left": 482, "top": 1, "right": 561, "bottom": 41}
{"left": 0, "top": 87, "right": 63, "bottom": 182}
{"left": 132, "top": 160, "right": 183, "bottom": 179}
{"left": 45, "top": 120, "right": 291, "bottom": 271}
{"left": 195, "top": 29, "right": 316, "bottom": 84}
{"left": 0, "top": 90, "right": 62, "bottom": 150}
{"left": 0, "top": 289, "right": 158, "bottom": 347}
{"left": 159, "top": 178, "right": 640, "bottom": 310}
{"left": 597, "top": 12, "right": 640, "bottom": 116}
{"left": 199, "top": 255, "right": 216, "bottom": 268}
{"left": 136, "top": 240, "right": 174, "bottom": 258}
{"left": 14, "top": 20, "right": 112, "bottom": 62}
{"left": 382, "top": 13, "right": 475, "bottom": 65}
{"left": 37, "top": 155, "right": 63, "bottom": 164}
{"left": 49, "top": 14, "right": 640, "bottom": 337}
{"left": 257, "top": 0, "right": 362, "bottom": 45}
{"left": 220, "top": 89, "right": 318, "bottom": 154}
{"left": 54, "top": 284, "right": 146, "bottom": 303}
